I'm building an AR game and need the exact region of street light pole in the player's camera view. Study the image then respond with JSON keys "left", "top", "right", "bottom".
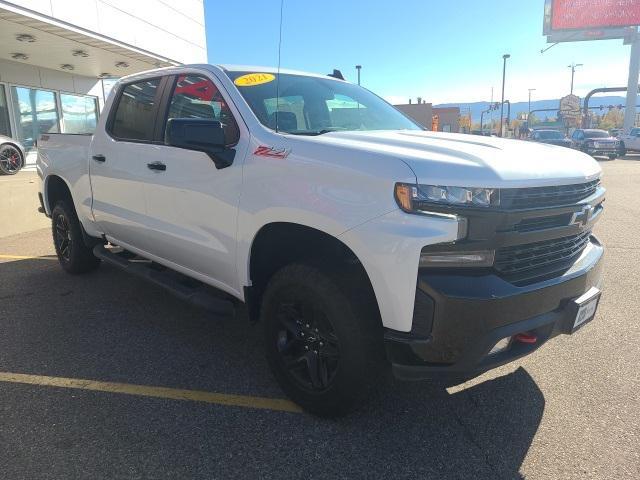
{"left": 500, "top": 54, "right": 510, "bottom": 137}
{"left": 355, "top": 65, "right": 362, "bottom": 86}
{"left": 568, "top": 63, "right": 583, "bottom": 95}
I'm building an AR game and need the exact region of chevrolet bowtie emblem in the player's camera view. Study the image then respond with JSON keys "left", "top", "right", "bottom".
{"left": 571, "top": 205, "right": 595, "bottom": 227}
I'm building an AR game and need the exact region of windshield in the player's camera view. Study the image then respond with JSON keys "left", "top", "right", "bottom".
{"left": 538, "top": 130, "right": 563, "bottom": 139}
{"left": 226, "top": 71, "right": 422, "bottom": 135}
{"left": 584, "top": 130, "right": 609, "bottom": 138}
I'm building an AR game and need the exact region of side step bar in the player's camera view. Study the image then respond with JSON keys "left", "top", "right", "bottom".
{"left": 93, "top": 245, "right": 235, "bottom": 317}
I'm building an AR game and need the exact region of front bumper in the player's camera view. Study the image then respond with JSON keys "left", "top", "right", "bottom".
{"left": 385, "top": 236, "right": 603, "bottom": 381}
{"left": 584, "top": 147, "right": 619, "bottom": 156}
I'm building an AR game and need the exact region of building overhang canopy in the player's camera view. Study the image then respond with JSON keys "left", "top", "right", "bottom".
{"left": 0, "top": 3, "right": 181, "bottom": 79}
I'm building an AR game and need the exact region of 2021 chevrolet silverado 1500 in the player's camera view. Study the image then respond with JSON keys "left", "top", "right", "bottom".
{"left": 37, "top": 65, "right": 605, "bottom": 416}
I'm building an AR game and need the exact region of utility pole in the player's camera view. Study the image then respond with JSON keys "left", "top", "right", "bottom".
{"left": 624, "top": 33, "right": 640, "bottom": 132}
{"left": 528, "top": 88, "right": 536, "bottom": 124}
{"left": 568, "top": 63, "right": 583, "bottom": 95}
{"left": 355, "top": 65, "right": 362, "bottom": 86}
{"left": 500, "top": 54, "right": 510, "bottom": 137}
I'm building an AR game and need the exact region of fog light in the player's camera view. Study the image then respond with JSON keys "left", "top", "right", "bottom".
{"left": 488, "top": 336, "right": 511, "bottom": 355}
{"left": 419, "top": 250, "right": 495, "bottom": 268}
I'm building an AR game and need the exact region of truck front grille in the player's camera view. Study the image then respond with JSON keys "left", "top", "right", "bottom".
{"left": 494, "top": 230, "right": 592, "bottom": 278}
{"left": 500, "top": 180, "right": 600, "bottom": 209}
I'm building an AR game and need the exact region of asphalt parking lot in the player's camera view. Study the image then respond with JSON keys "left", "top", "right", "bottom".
{"left": 1, "top": 158, "right": 639, "bottom": 480}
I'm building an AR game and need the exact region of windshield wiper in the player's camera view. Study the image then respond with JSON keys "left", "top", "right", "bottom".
{"left": 286, "top": 127, "right": 349, "bottom": 136}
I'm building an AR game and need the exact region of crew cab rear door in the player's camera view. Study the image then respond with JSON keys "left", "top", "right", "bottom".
{"left": 90, "top": 75, "right": 169, "bottom": 249}
{"left": 138, "top": 72, "right": 249, "bottom": 293}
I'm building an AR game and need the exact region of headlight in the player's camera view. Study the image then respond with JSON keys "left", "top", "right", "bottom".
{"left": 395, "top": 183, "right": 499, "bottom": 212}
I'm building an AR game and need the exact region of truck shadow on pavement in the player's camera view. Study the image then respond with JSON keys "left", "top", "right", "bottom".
{"left": 0, "top": 259, "right": 543, "bottom": 479}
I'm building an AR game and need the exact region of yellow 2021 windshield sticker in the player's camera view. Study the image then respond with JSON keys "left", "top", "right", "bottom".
{"left": 234, "top": 73, "right": 276, "bottom": 87}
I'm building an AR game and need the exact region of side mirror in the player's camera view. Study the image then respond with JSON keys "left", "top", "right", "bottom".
{"left": 165, "top": 118, "right": 235, "bottom": 169}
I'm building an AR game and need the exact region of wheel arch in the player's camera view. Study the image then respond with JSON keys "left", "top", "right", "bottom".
{"left": 244, "top": 222, "right": 380, "bottom": 323}
{"left": 44, "top": 174, "right": 74, "bottom": 213}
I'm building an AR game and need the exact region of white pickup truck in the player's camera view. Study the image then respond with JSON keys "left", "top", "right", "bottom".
{"left": 37, "top": 65, "right": 605, "bottom": 416}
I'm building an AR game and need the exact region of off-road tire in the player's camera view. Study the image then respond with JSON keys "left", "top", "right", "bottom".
{"left": 262, "top": 263, "right": 384, "bottom": 417}
{"left": 51, "top": 200, "right": 101, "bottom": 274}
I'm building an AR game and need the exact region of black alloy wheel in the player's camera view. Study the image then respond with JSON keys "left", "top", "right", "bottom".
{"left": 274, "top": 299, "right": 341, "bottom": 392}
{"left": 54, "top": 212, "right": 73, "bottom": 261}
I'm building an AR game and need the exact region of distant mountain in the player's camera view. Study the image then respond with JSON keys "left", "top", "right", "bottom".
{"left": 436, "top": 96, "right": 633, "bottom": 124}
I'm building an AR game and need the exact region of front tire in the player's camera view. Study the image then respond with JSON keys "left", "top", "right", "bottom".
{"left": 51, "top": 200, "right": 101, "bottom": 274}
{"left": 608, "top": 154, "right": 617, "bottom": 160}
{"left": 262, "top": 263, "right": 383, "bottom": 417}
{"left": 619, "top": 142, "right": 627, "bottom": 156}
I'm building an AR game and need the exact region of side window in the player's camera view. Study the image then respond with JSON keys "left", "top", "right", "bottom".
{"left": 110, "top": 79, "right": 161, "bottom": 141}
{"left": 166, "top": 74, "right": 240, "bottom": 146}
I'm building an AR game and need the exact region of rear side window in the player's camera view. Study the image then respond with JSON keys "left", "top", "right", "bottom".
{"left": 166, "top": 74, "right": 240, "bottom": 146}
{"left": 110, "top": 79, "right": 161, "bottom": 141}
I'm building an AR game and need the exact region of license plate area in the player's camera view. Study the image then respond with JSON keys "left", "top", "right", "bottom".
{"left": 566, "top": 287, "right": 601, "bottom": 333}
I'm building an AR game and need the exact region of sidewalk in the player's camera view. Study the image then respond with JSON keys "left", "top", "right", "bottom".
{"left": 0, "top": 170, "right": 50, "bottom": 238}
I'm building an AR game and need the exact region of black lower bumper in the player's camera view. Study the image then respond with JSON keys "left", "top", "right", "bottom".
{"left": 385, "top": 237, "right": 604, "bottom": 381}
{"left": 584, "top": 148, "right": 619, "bottom": 156}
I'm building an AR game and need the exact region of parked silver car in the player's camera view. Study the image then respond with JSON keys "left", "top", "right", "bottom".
{"left": 0, "top": 135, "right": 26, "bottom": 175}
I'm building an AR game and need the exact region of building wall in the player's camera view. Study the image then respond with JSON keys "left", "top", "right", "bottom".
{"left": 0, "top": 57, "right": 104, "bottom": 163}
{"left": 394, "top": 103, "right": 434, "bottom": 130}
{"left": 11, "top": 0, "right": 206, "bottom": 63}
{"left": 433, "top": 107, "right": 460, "bottom": 133}
{"left": 0, "top": 58, "right": 102, "bottom": 98}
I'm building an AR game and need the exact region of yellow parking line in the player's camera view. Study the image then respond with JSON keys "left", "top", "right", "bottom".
{"left": 0, "top": 254, "right": 57, "bottom": 260}
{"left": 0, "top": 371, "right": 302, "bottom": 414}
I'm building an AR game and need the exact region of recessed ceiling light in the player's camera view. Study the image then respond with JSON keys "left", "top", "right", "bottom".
{"left": 115, "top": 61, "right": 130, "bottom": 68}
{"left": 11, "top": 53, "right": 29, "bottom": 61}
{"left": 98, "top": 72, "right": 112, "bottom": 78}
{"left": 60, "top": 64, "right": 75, "bottom": 71}
{"left": 16, "top": 33, "right": 36, "bottom": 43}
{"left": 72, "top": 50, "right": 89, "bottom": 58}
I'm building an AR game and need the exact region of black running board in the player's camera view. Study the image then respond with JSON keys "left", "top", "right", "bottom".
{"left": 93, "top": 245, "right": 235, "bottom": 317}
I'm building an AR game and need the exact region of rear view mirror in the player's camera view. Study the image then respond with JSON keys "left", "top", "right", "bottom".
{"left": 165, "top": 118, "right": 235, "bottom": 169}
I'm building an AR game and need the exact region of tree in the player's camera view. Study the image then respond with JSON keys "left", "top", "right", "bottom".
{"left": 528, "top": 112, "right": 539, "bottom": 126}
{"left": 459, "top": 114, "right": 471, "bottom": 132}
{"left": 598, "top": 108, "right": 624, "bottom": 130}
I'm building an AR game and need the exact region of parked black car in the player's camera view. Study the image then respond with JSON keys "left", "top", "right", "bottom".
{"left": 570, "top": 129, "right": 621, "bottom": 159}
{"left": 529, "top": 129, "right": 572, "bottom": 148}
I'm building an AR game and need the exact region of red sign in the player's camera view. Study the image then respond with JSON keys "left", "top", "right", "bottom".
{"left": 551, "top": 0, "right": 640, "bottom": 30}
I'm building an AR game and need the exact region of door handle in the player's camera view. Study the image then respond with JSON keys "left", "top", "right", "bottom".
{"left": 147, "top": 161, "right": 167, "bottom": 171}
{"left": 92, "top": 154, "right": 106, "bottom": 162}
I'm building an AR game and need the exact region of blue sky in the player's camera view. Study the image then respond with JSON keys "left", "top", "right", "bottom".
{"left": 204, "top": 0, "right": 631, "bottom": 104}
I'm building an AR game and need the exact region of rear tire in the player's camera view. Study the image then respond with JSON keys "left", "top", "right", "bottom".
{"left": 0, "top": 144, "right": 24, "bottom": 175}
{"left": 51, "top": 200, "right": 101, "bottom": 274}
{"left": 262, "top": 263, "right": 383, "bottom": 417}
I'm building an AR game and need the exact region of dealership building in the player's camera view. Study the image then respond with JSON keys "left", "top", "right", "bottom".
{"left": 0, "top": 0, "right": 206, "bottom": 164}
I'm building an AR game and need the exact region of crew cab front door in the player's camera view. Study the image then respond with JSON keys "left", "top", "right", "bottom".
{"left": 140, "top": 72, "right": 248, "bottom": 294}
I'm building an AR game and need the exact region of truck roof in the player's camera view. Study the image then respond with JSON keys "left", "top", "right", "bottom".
{"left": 117, "top": 64, "right": 346, "bottom": 84}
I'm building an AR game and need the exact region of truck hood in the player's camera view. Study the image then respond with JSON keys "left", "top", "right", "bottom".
{"left": 306, "top": 130, "right": 601, "bottom": 188}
